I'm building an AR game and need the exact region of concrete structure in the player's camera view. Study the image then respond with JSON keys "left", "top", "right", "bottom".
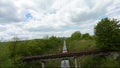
{"left": 74, "top": 57, "right": 78, "bottom": 68}
{"left": 42, "top": 61, "right": 45, "bottom": 68}
{"left": 61, "top": 40, "right": 70, "bottom": 68}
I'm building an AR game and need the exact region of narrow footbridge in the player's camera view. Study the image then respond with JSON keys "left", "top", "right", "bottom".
{"left": 23, "top": 50, "right": 116, "bottom": 62}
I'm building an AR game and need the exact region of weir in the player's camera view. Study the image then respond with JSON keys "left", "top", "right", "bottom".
{"left": 61, "top": 40, "right": 70, "bottom": 68}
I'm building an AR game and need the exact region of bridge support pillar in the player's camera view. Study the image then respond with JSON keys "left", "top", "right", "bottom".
{"left": 42, "top": 61, "right": 45, "bottom": 68}
{"left": 74, "top": 57, "right": 78, "bottom": 68}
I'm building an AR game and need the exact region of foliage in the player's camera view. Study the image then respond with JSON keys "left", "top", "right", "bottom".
{"left": 0, "top": 42, "right": 13, "bottom": 68}
{"left": 100, "top": 57, "right": 120, "bottom": 68}
{"left": 82, "top": 33, "right": 91, "bottom": 40}
{"left": 81, "top": 55, "right": 104, "bottom": 68}
{"left": 95, "top": 18, "right": 120, "bottom": 50}
{"left": 67, "top": 40, "right": 96, "bottom": 52}
{"left": 0, "top": 29, "right": 120, "bottom": 68}
{"left": 70, "top": 31, "right": 81, "bottom": 40}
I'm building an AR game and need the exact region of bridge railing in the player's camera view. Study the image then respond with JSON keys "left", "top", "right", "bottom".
{"left": 23, "top": 49, "right": 119, "bottom": 62}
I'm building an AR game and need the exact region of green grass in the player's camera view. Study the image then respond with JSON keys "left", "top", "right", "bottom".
{"left": 68, "top": 39, "right": 96, "bottom": 52}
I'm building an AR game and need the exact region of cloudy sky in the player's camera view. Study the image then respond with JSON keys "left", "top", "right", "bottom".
{"left": 0, "top": 0, "right": 120, "bottom": 41}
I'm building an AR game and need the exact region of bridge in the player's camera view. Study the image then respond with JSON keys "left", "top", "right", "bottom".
{"left": 23, "top": 50, "right": 113, "bottom": 62}
{"left": 22, "top": 40, "right": 118, "bottom": 68}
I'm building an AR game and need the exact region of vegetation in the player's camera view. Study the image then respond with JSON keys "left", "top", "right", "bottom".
{"left": 95, "top": 18, "right": 120, "bottom": 50}
{"left": 70, "top": 31, "right": 81, "bottom": 40}
{"left": 0, "top": 18, "right": 120, "bottom": 68}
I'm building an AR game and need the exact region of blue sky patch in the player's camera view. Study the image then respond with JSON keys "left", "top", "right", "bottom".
{"left": 25, "top": 13, "right": 33, "bottom": 19}
{"left": 98, "top": 15, "right": 108, "bottom": 20}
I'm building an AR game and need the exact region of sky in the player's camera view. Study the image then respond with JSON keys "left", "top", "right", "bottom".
{"left": 0, "top": 0, "right": 120, "bottom": 41}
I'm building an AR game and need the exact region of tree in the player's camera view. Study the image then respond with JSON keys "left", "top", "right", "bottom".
{"left": 94, "top": 18, "right": 120, "bottom": 50}
{"left": 71, "top": 31, "right": 81, "bottom": 40}
{"left": 8, "top": 36, "right": 21, "bottom": 68}
{"left": 82, "top": 33, "right": 91, "bottom": 40}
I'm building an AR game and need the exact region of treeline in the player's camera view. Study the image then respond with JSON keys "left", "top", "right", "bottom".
{"left": 0, "top": 18, "right": 120, "bottom": 68}
{"left": 0, "top": 36, "right": 64, "bottom": 67}
{"left": 0, "top": 31, "right": 95, "bottom": 68}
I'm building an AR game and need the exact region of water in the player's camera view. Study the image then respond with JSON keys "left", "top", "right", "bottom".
{"left": 61, "top": 40, "right": 70, "bottom": 68}
{"left": 61, "top": 60, "right": 70, "bottom": 68}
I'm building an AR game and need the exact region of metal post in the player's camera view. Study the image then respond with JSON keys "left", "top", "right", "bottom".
{"left": 75, "top": 58, "right": 78, "bottom": 68}
{"left": 42, "top": 61, "right": 45, "bottom": 68}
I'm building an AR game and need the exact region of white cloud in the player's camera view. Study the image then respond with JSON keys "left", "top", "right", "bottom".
{"left": 0, "top": 0, "right": 120, "bottom": 41}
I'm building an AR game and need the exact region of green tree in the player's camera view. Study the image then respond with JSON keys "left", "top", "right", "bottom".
{"left": 8, "top": 37, "right": 21, "bottom": 68}
{"left": 95, "top": 18, "right": 120, "bottom": 50}
{"left": 82, "top": 33, "right": 91, "bottom": 40}
{"left": 71, "top": 31, "right": 81, "bottom": 40}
